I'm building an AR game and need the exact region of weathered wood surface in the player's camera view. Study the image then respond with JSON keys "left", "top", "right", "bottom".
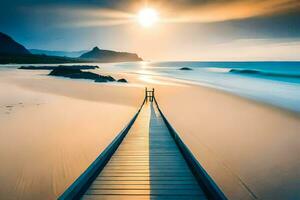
{"left": 81, "top": 103, "right": 207, "bottom": 200}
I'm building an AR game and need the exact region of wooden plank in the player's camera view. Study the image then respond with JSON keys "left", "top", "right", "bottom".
{"left": 85, "top": 189, "right": 204, "bottom": 195}
{"left": 108, "top": 158, "right": 185, "bottom": 162}
{"left": 107, "top": 159, "right": 185, "bottom": 162}
{"left": 110, "top": 154, "right": 180, "bottom": 156}
{"left": 100, "top": 166, "right": 189, "bottom": 170}
{"left": 99, "top": 172, "right": 193, "bottom": 177}
{"left": 91, "top": 180, "right": 198, "bottom": 185}
{"left": 82, "top": 195, "right": 206, "bottom": 200}
{"left": 105, "top": 162, "right": 188, "bottom": 166}
{"left": 112, "top": 154, "right": 181, "bottom": 157}
{"left": 100, "top": 170, "right": 191, "bottom": 174}
{"left": 95, "top": 176, "right": 195, "bottom": 181}
{"left": 89, "top": 184, "right": 200, "bottom": 190}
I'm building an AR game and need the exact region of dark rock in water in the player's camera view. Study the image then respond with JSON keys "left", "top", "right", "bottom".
{"left": 229, "top": 69, "right": 300, "bottom": 78}
{"left": 179, "top": 67, "right": 192, "bottom": 71}
{"left": 94, "top": 76, "right": 116, "bottom": 82}
{"left": 48, "top": 66, "right": 121, "bottom": 83}
{"left": 19, "top": 65, "right": 99, "bottom": 70}
{"left": 117, "top": 78, "right": 128, "bottom": 83}
{"left": 230, "top": 69, "right": 258, "bottom": 74}
{"left": 94, "top": 78, "right": 108, "bottom": 83}
{"left": 49, "top": 67, "right": 81, "bottom": 76}
{"left": 66, "top": 71, "right": 100, "bottom": 80}
{"left": 79, "top": 46, "right": 143, "bottom": 62}
{"left": 106, "top": 76, "right": 116, "bottom": 82}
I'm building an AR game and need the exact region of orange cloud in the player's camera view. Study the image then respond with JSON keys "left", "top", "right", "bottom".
{"left": 32, "top": 0, "right": 300, "bottom": 27}
{"left": 160, "top": 0, "right": 300, "bottom": 23}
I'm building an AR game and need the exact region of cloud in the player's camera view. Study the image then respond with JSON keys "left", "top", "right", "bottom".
{"left": 22, "top": 0, "right": 300, "bottom": 28}
{"left": 160, "top": 0, "right": 300, "bottom": 23}
{"left": 195, "top": 38, "right": 300, "bottom": 61}
{"left": 22, "top": 5, "right": 136, "bottom": 27}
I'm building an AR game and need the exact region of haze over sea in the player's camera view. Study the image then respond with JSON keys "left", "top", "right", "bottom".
{"left": 100, "top": 61, "right": 300, "bottom": 113}
{"left": 2, "top": 61, "right": 300, "bottom": 113}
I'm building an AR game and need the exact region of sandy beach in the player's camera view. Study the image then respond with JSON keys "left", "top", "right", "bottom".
{"left": 0, "top": 69, "right": 142, "bottom": 200}
{"left": 0, "top": 68, "right": 299, "bottom": 200}
{"left": 1, "top": 0, "right": 300, "bottom": 198}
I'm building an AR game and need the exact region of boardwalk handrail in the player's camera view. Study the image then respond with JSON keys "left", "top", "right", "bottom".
{"left": 153, "top": 97, "right": 228, "bottom": 200}
{"left": 58, "top": 98, "right": 146, "bottom": 200}
{"left": 145, "top": 87, "right": 155, "bottom": 102}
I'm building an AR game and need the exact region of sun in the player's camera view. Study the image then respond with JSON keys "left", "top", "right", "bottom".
{"left": 138, "top": 8, "right": 159, "bottom": 28}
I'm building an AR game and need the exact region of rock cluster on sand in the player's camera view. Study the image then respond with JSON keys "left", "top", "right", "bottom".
{"left": 179, "top": 67, "right": 192, "bottom": 70}
{"left": 117, "top": 78, "right": 128, "bottom": 83}
{"left": 48, "top": 66, "right": 127, "bottom": 83}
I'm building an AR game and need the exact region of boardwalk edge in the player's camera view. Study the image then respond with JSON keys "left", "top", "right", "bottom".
{"left": 153, "top": 97, "right": 228, "bottom": 200}
{"left": 58, "top": 99, "right": 146, "bottom": 200}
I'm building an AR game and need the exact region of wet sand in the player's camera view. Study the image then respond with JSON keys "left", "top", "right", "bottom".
{"left": 0, "top": 69, "right": 299, "bottom": 199}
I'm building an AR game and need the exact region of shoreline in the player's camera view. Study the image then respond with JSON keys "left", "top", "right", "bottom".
{"left": 105, "top": 68, "right": 300, "bottom": 117}
{"left": 1, "top": 63, "right": 300, "bottom": 114}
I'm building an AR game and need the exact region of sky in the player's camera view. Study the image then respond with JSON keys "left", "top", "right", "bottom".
{"left": 0, "top": 0, "right": 300, "bottom": 61}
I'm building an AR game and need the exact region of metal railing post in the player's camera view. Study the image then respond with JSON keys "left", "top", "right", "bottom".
{"left": 145, "top": 87, "right": 148, "bottom": 102}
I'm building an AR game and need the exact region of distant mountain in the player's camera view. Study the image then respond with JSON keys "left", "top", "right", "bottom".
{"left": 0, "top": 32, "right": 85, "bottom": 64}
{"left": 0, "top": 32, "right": 143, "bottom": 64}
{"left": 79, "top": 47, "right": 143, "bottom": 62}
{"left": 0, "top": 32, "right": 31, "bottom": 55}
{"left": 30, "top": 49, "right": 88, "bottom": 58}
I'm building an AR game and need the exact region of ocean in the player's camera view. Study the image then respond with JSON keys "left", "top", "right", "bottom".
{"left": 102, "top": 61, "right": 300, "bottom": 112}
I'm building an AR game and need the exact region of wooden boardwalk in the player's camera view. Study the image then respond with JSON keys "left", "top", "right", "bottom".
{"left": 59, "top": 89, "right": 227, "bottom": 200}
{"left": 81, "top": 102, "right": 207, "bottom": 200}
